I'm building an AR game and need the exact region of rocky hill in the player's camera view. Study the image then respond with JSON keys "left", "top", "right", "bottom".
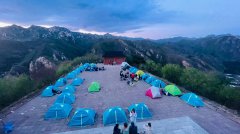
{"left": 0, "top": 25, "right": 240, "bottom": 76}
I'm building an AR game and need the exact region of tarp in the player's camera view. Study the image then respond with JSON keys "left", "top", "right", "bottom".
{"left": 88, "top": 82, "right": 100, "bottom": 92}
{"left": 180, "top": 93, "right": 204, "bottom": 107}
{"left": 128, "top": 103, "right": 152, "bottom": 119}
{"left": 136, "top": 70, "right": 144, "bottom": 77}
{"left": 71, "top": 78, "right": 84, "bottom": 86}
{"left": 145, "top": 76, "right": 156, "bottom": 84}
{"left": 69, "top": 108, "right": 96, "bottom": 126}
{"left": 41, "top": 85, "right": 55, "bottom": 97}
{"left": 145, "top": 86, "right": 162, "bottom": 99}
{"left": 150, "top": 79, "right": 166, "bottom": 88}
{"left": 62, "top": 85, "right": 76, "bottom": 94}
{"left": 55, "top": 93, "right": 75, "bottom": 104}
{"left": 164, "top": 85, "right": 182, "bottom": 96}
{"left": 103, "top": 106, "right": 127, "bottom": 125}
{"left": 141, "top": 73, "right": 150, "bottom": 80}
{"left": 44, "top": 103, "right": 72, "bottom": 119}
{"left": 121, "top": 62, "right": 129, "bottom": 68}
{"left": 55, "top": 77, "right": 67, "bottom": 87}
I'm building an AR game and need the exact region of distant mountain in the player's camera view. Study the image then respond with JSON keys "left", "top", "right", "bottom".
{"left": 0, "top": 25, "right": 240, "bottom": 76}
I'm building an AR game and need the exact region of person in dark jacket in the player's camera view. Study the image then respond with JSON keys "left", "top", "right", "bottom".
{"left": 113, "top": 124, "right": 121, "bottom": 134}
{"left": 129, "top": 122, "right": 138, "bottom": 134}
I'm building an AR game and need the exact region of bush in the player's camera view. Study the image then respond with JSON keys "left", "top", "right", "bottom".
{"left": 56, "top": 61, "right": 73, "bottom": 77}
{"left": 71, "top": 54, "right": 102, "bottom": 67}
{"left": 139, "top": 60, "right": 162, "bottom": 76}
{"left": 0, "top": 75, "right": 34, "bottom": 109}
{"left": 162, "top": 64, "right": 182, "bottom": 84}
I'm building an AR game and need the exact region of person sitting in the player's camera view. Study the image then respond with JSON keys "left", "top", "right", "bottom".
{"left": 113, "top": 124, "right": 121, "bottom": 134}
{"left": 52, "top": 88, "right": 62, "bottom": 95}
{"left": 130, "top": 73, "right": 135, "bottom": 81}
{"left": 143, "top": 122, "right": 152, "bottom": 134}
{"left": 129, "top": 122, "right": 138, "bottom": 134}
{"left": 122, "top": 122, "right": 129, "bottom": 134}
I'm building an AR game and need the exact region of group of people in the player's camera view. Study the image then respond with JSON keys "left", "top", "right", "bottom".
{"left": 113, "top": 109, "right": 152, "bottom": 134}
{"left": 120, "top": 70, "right": 141, "bottom": 86}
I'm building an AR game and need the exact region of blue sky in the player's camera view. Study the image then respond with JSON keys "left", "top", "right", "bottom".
{"left": 0, "top": 0, "right": 239, "bottom": 39}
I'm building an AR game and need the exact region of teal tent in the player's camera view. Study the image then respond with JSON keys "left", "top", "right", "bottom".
{"left": 103, "top": 107, "right": 127, "bottom": 126}
{"left": 71, "top": 78, "right": 84, "bottom": 86}
{"left": 66, "top": 72, "right": 76, "bottom": 79}
{"left": 150, "top": 79, "right": 166, "bottom": 88}
{"left": 62, "top": 85, "right": 76, "bottom": 94}
{"left": 129, "top": 67, "right": 138, "bottom": 73}
{"left": 55, "top": 78, "right": 67, "bottom": 87}
{"left": 180, "top": 93, "right": 204, "bottom": 107}
{"left": 69, "top": 108, "right": 96, "bottom": 126}
{"left": 141, "top": 73, "right": 150, "bottom": 80}
{"left": 83, "top": 63, "right": 90, "bottom": 69}
{"left": 41, "top": 85, "right": 57, "bottom": 97}
{"left": 55, "top": 93, "right": 75, "bottom": 104}
{"left": 44, "top": 103, "right": 72, "bottom": 119}
{"left": 145, "top": 76, "right": 156, "bottom": 84}
{"left": 128, "top": 103, "right": 152, "bottom": 119}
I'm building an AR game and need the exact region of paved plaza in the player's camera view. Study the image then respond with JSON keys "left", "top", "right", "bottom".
{"left": 1, "top": 65, "right": 240, "bottom": 134}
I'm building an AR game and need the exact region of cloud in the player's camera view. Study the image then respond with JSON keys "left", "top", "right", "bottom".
{"left": 0, "top": 0, "right": 240, "bottom": 38}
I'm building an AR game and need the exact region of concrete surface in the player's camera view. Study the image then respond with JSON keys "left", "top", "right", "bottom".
{"left": 1, "top": 65, "right": 240, "bottom": 134}
{"left": 55, "top": 116, "right": 208, "bottom": 134}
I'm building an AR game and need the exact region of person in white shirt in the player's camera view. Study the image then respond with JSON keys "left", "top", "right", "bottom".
{"left": 143, "top": 122, "right": 152, "bottom": 134}
{"left": 130, "top": 109, "right": 137, "bottom": 124}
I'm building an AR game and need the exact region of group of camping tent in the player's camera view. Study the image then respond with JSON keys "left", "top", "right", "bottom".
{"left": 43, "top": 63, "right": 89, "bottom": 123}
{"left": 127, "top": 64, "right": 204, "bottom": 107}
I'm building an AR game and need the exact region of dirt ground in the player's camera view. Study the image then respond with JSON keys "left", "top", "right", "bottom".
{"left": 1, "top": 65, "right": 240, "bottom": 134}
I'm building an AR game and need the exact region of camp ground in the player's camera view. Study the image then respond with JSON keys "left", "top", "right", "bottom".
{"left": 1, "top": 64, "right": 240, "bottom": 134}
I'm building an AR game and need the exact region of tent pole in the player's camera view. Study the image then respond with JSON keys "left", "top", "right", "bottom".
{"left": 81, "top": 114, "right": 82, "bottom": 127}
{"left": 115, "top": 111, "right": 117, "bottom": 124}
{"left": 187, "top": 94, "right": 192, "bottom": 103}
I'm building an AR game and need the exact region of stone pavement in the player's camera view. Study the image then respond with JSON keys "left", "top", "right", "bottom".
{"left": 55, "top": 116, "right": 209, "bottom": 134}
{"left": 1, "top": 65, "right": 240, "bottom": 134}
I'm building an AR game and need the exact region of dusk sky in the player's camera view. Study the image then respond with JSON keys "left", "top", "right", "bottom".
{"left": 0, "top": 0, "right": 239, "bottom": 39}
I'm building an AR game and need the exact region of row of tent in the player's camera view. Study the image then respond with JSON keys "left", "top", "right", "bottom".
{"left": 127, "top": 64, "right": 204, "bottom": 107}
{"left": 45, "top": 102, "right": 152, "bottom": 126}
{"left": 44, "top": 64, "right": 89, "bottom": 121}
{"left": 41, "top": 63, "right": 92, "bottom": 97}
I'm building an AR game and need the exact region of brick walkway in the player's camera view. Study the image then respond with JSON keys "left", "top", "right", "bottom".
{"left": 1, "top": 65, "right": 240, "bottom": 134}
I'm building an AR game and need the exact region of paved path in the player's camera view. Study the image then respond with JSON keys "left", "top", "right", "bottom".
{"left": 55, "top": 116, "right": 208, "bottom": 134}
{"left": 1, "top": 65, "right": 240, "bottom": 134}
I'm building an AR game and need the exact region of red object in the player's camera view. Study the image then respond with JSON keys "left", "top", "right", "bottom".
{"left": 145, "top": 89, "right": 153, "bottom": 98}
{"left": 103, "top": 51, "right": 126, "bottom": 65}
{"left": 130, "top": 73, "right": 135, "bottom": 79}
{"left": 103, "top": 57, "right": 126, "bottom": 65}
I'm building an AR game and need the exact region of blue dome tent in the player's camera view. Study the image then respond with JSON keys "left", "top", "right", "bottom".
{"left": 62, "top": 85, "right": 76, "bottom": 94}
{"left": 128, "top": 103, "right": 152, "bottom": 119}
{"left": 71, "top": 78, "right": 84, "bottom": 86}
{"left": 151, "top": 79, "right": 166, "bottom": 88}
{"left": 41, "top": 86, "right": 55, "bottom": 97}
{"left": 103, "top": 106, "right": 127, "bottom": 126}
{"left": 141, "top": 73, "right": 150, "bottom": 80}
{"left": 145, "top": 76, "right": 156, "bottom": 84}
{"left": 129, "top": 67, "right": 138, "bottom": 73}
{"left": 44, "top": 103, "right": 72, "bottom": 120}
{"left": 180, "top": 93, "right": 204, "bottom": 107}
{"left": 69, "top": 108, "right": 96, "bottom": 127}
{"left": 55, "top": 93, "right": 75, "bottom": 105}
{"left": 66, "top": 72, "right": 76, "bottom": 79}
{"left": 55, "top": 78, "right": 67, "bottom": 87}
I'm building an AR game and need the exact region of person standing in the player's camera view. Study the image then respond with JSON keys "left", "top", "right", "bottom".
{"left": 143, "top": 122, "right": 152, "bottom": 134}
{"left": 130, "top": 109, "right": 137, "bottom": 124}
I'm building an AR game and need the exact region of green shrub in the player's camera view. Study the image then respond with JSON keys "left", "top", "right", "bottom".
{"left": 0, "top": 74, "right": 34, "bottom": 109}
{"left": 162, "top": 64, "right": 182, "bottom": 84}
{"left": 56, "top": 61, "right": 73, "bottom": 77}
{"left": 71, "top": 54, "right": 102, "bottom": 67}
